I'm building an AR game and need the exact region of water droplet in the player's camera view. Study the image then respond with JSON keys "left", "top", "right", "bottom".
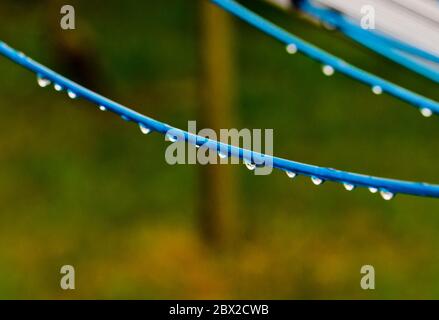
{"left": 139, "top": 124, "right": 151, "bottom": 135}
{"left": 54, "top": 83, "right": 63, "bottom": 91}
{"left": 286, "top": 43, "right": 297, "bottom": 54}
{"left": 311, "top": 176, "right": 324, "bottom": 185}
{"left": 322, "top": 65, "right": 335, "bottom": 76}
{"left": 67, "top": 90, "right": 77, "bottom": 99}
{"left": 244, "top": 160, "right": 256, "bottom": 171}
{"left": 343, "top": 183, "right": 355, "bottom": 191}
{"left": 166, "top": 134, "right": 178, "bottom": 143}
{"left": 285, "top": 171, "right": 297, "bottom": 179}
{"left": 99, "top": 105, "right": 107, "bottom": 111}
{"left": 380, "top": 189, "right": 394, "bottom": 201}
{"left": 368, "top": 187, "right": 378, "bottom": 194}
{"left": 37, "top": 75, "right": 51, "bottom": 88}
{"left": 218, "top": 151, "right": 228, "bottom": 159}
{"left": 372, "top": 85, "right": 383, "bottom": 95}
{"left": 420, "top": 108, "right": 433, "bottom": 118}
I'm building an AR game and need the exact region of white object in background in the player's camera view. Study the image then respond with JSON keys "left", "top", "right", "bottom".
{"left": 314, "top": 0, "right": 439, "bottom": 56}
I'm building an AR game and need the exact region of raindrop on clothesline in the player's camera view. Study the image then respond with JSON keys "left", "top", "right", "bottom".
{"left": 368, "top": 187, "right": 378, "bottom": 194}
{"left": 67, "top": 90, "right": 77, "bottom": 99}
{"left": 99, "top": 105, "right": 107, "bottom": 111}
{"left": 420, "top": 108, "right": 433, "bottom": 118}
{"left": 139, "top": 124, "right": 151, "bottom": 135}
{"left": 54, "top": 83, "right": 63, "bottom": 91}
{"left": 37, "top": 75, "right": 51, "bottom": 88}
{"left": 322, "top": 65, "right": 335, "bottom": 76}
{"left": 372, "top": 85, "right": 383, "bottom": 95}
{"left": 286, "top": 43, "right": 297, "bottom": 54}
{"left": 244, "top": 160, "right": 256, "bottom": 171}
{"left": 343, "top": 183, "right": 355, "bottom": 191}
{"left": 285, "top": 171, "right": 297, "bottom": 179}
{"left": 311, "top": 176, "right": 324, "bottom": 185}
{"left": 380, "top": 189, "right": 395, "bottom": 201}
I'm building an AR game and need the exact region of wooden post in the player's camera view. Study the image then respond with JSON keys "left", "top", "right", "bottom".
{"left": 198, "top": 0, "right": 238, "bottom": 248}
{"left": 45, "top": 0, "right": 105, "bottom": 91}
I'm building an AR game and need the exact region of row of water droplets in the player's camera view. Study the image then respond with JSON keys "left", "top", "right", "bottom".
{"left": 37, "top": 74, "right": 153, "bottom": 135}
{"left": 38, "top": 75, "right": 77, "bottom": 99}
{"left": 240, "top": 154, "right": 394, "bottom": 200}
{"left": 285, "top": 43, "right": 434, "bottom": 118}
{"left": 37, "top": 73, "right": 395, "bottom": 200}
{"left": 37, "top": 73, "right": 215, "bottom": 144}
{"left": 284, "top": 169, "right": 395, "bottom": 200}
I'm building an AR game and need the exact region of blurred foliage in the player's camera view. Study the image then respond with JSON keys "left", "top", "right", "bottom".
{"left": 0, "top": 0, "right": 438, "bottom": 299}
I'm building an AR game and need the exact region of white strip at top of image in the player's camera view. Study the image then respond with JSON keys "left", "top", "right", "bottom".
{"left": 314, "top": 0, "right": 439, "bottom": 56}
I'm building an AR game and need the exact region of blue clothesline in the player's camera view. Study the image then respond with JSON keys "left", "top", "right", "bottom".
{"left": 0, "top": 40, "right": 437, "bottom": 199}
{"left": 212, "top": 0, "right": 439, "bottom": 117}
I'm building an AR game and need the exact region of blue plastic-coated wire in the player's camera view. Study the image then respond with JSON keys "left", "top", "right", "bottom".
{"left": 298, "top": 0, "right": 439, "bottom": 83}
{"left": 1, "top": 40, "right": 438, "bottom": 199}
{"left": 212, "top": 0, "right": 439, "bottom": 117}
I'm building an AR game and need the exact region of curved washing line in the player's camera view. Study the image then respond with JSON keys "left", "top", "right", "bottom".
{"left": 0, "top": 41, "right": 438, "bottom": 199}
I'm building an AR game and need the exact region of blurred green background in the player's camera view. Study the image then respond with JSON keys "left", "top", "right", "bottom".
{"left": 0, "top": 0, "right": 438, "bottom": 299}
